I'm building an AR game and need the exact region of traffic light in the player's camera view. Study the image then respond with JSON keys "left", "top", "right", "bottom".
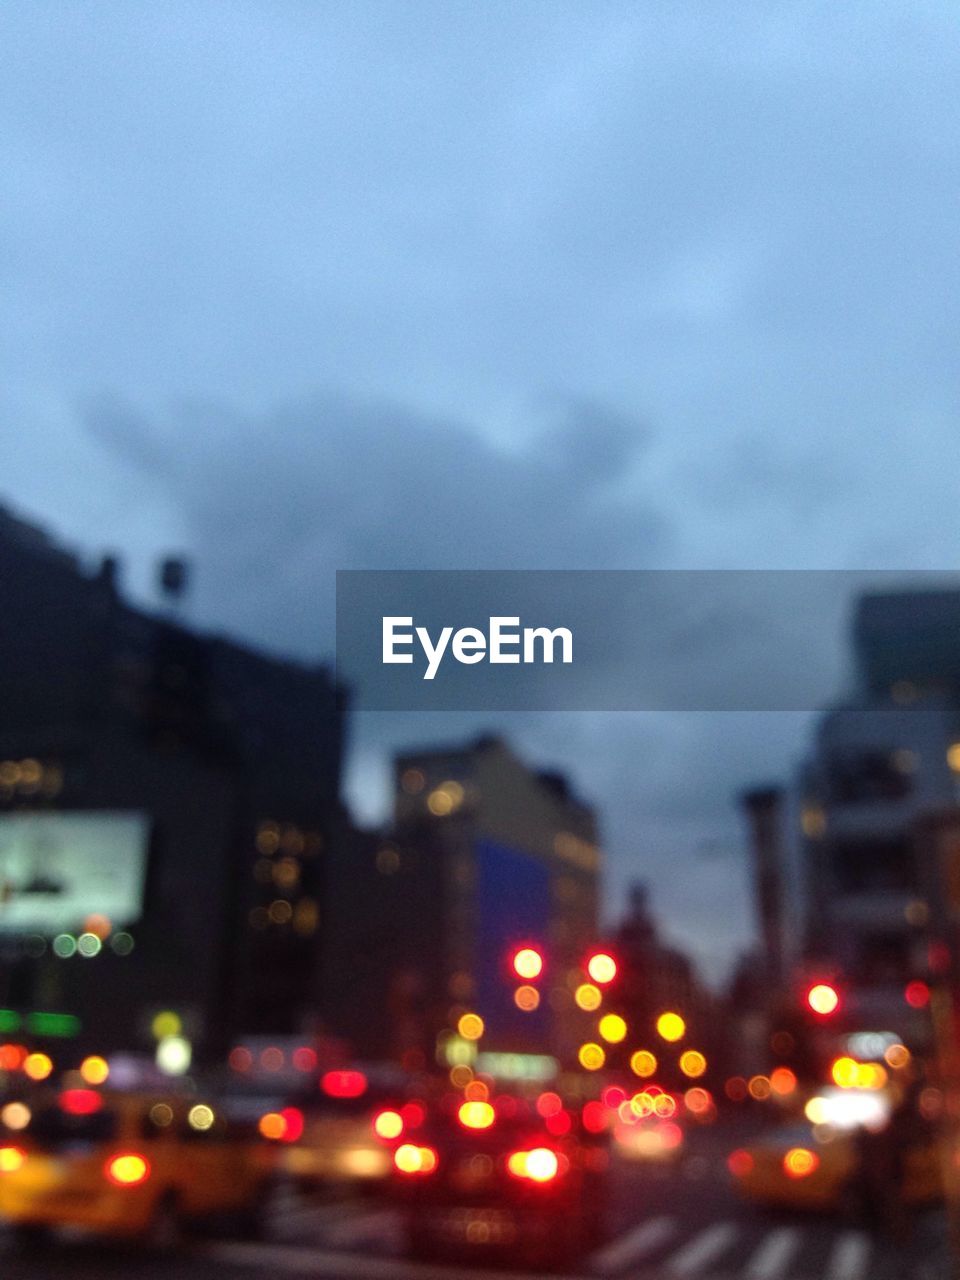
{"left": 585, "top": 951, "right": 617, "bottom": 985}
{"left": 511, "top": 946, "right": 544, "bottom": 980}
{"left": 805, "top": 982, "right": 840, "bottom": 1016}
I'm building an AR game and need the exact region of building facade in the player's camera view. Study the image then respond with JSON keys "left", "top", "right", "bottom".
{"left": 0, "top": 506, "right": 346, "bottom": 1062}
{"left": 322, "top": 735, "right": 601, "bottom": 1069}
{"left": 741, "top": 588, "right": 960, "bottom": 1049}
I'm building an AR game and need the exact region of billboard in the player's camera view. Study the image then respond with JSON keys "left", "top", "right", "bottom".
{"left": 0, "top": 812, "right": 149, "bottom": 936}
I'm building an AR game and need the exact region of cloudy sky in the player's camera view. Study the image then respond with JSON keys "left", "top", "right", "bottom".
{"left": 3, "top": 2, "right": 959, "bottom": 979}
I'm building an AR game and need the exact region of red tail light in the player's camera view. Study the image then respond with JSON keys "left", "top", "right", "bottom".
{"left": 321, "top": 1070, "right": 367, "bottom": 1098}
{"left": 581, "top": 1100, "right": 607, "bottom": 1133}
{"left": 400, "top": 1101, "right": 425, "bottom": 1130}
{"left": 105, "top": 1153, "right": 151, "bottom": 1186}
{"left": 59, "top": 1089, "right": 103, "bottom": 1116}
{"left": 0, "top": 1145, "right": 26, "bottom": 1174}
{"left": 280, "top": 1107, "right": 304, "bottom": 1142}
{"left": 373, "top": 1109, "right": 404, "bottom": 1141}
{"left": 506, "top": 1147, "right": 560, "bottom": 1182}
{"left": 727, "top": 1148, "right": 754, "bottom": 1177}
{"left": 458, "top": 1100, "right": 495, "bottom": 1130}
{"left": 545, "top": 1109, "right": 572, "bottom": 1136}
{"left": 393, "top": 1143, "right": 438, "bottom": 1175}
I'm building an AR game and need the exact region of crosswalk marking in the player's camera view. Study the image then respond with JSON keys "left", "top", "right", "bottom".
{"left": 667, "top": 1222, "right": 738, "bottom": 1275}
{"left": 825, "top": 1230, "right": 871, "bottom": 1280}
{"left": 196, "top": 1197, "right": 894, "bottom": 1280}
{"left": 745, "top": 1227, "right": 800, "bottom": 1279}
{"left": 589, "top": 1215, "right": 676, "bottom": 1272}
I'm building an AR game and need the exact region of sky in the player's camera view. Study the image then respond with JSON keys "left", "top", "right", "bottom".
{"left": 3, "top": 2, "right": 959, "bottom": 980}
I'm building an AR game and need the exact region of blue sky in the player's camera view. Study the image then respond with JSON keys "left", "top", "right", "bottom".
{"left": 3, "top": 2, "right": 959, "bottom": 978}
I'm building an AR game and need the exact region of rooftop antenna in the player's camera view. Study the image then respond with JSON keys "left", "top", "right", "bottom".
{"left": 157, "top": 556, "right": 190, "bottom": 621}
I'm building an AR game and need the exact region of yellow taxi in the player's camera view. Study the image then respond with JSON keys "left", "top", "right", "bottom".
{"left": 728, "top": 1118, "right": 942, "bottom": 1213}
{"left": 0, "top": 1085, "right": 278, "bottom": 1243}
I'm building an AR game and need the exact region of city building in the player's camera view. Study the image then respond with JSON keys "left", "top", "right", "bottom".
{"left": 743, "top": 586, "right": 960, "bottom": 1048}
{"left": 322, "top": 735, "right": 601, "bottom": 1069}
{"left": 612, "top": 882, "right": 720, "bottom": 1071}
{"left": 0, "top": 505, "right": 346, "bottom": 1062}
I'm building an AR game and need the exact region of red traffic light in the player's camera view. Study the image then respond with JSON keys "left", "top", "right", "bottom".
{"left": 805, "top": 982, "right": 840, "bottom": 1016}
{"left": 586, "top": 952, "right": 617, "bottom": 985}
{"left": 512, "top": 947, "right": 544, "bottom": 980}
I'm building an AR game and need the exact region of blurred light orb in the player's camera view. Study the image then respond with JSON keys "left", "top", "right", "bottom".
{"left": 80, "top": 1055, "right": 109, "bottom": 1085}
{"left": 188, "top": 1104, "right": 215, "bottom": 1131}
{"left": 679, "top": 1050, "right": 707, "bottom": 1078}
{"left": 151, "top": 1011, "right": 182, "bottom": 1041}
{"left": 656, "top": 1012, "right": 685, "bottom": 1042}
{"left": 586, "top": 953, "right": 617, "bottom": 985}
{"left": 630, "top": 1049, "right": 657, "bottom": 1077}
{"left": 512, "top": 948, "right": 543, "bottom": 980}
{"left": 457, "top": 1013, "right": 484, "bottom": 1041}
{"left": 575, "top": 983, "right": 602, "bottom": 1011}
{"left": 598, "top": 1014, "right": 627, "bottom": 1044}
{"left": 770, "top": 1066, "right": 797, "bottom": 1096}
{"left": 1, "top": 1102, "right": 30, "bottom": 1130}
{"left": 23, "top": 1052, "right": 53, "bottom": 1081}
{"left": 578, "top": 1042, "right": 606, "bottom": 1071}
{"left": 783, "top": 1147, "right": 819, "bottom": 1179}
{"left": 807, "top": 983, "right": 840, "bottom": 1016}
{"left": 514, "top": 985, "right": 540, "bottom": 1011}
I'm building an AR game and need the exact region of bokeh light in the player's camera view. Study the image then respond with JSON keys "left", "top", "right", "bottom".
{"left": 656, "top": 1012, "right": 685, "bottom": 1042}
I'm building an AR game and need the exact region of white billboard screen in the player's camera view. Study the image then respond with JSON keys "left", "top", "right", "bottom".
{"left": 0, "top": 812, "right": 149, "bottom": 936}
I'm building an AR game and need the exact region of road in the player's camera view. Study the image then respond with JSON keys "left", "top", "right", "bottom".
{"left": 0, "top": 1123, "right": 949, "bottom": 1280}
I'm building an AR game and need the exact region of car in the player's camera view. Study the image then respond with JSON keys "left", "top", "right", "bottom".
{"left": 728, "top": 1119, "right": 942, "bottom": 1215}
{"left": 0, "top": 1085, "right": 279, "bottom": 1244}
{"left": 391, "top": 1094, "right": 609, "bottom": 1266}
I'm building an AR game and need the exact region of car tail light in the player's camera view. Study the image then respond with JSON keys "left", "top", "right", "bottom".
{"left": 393, "top": 1143, "right": 438, "bottom": 1174}
{"left": 783, "top": 1147, "right": 819, "bottom": 1179}
{"left": 257, "top": 1108, "right": 303, "bottom": 1142}
{"left": 458, "top": 1100, "right": 495, "bottom": 1130}
{"left": 105, "top": 1153, "right": 151, "bottom": 1186}
{"left": 0, "top": 1145, "right": 26, "bottom": 1174}
{"left": 506, "top": 1147, "right": 560, "bottom": 1182}
{"left": 373, "top": 1109, "right": 404, "bottom": 1140}
{"left": 259, "top": 1112, "right": 285, "bottom": 1141}
{"left": 59, "top": 1089, "right": 104, "bottom": 1116}
{"left": 581, "top": 1100, "right": 607, "bottom": 1133}
{"left": 400, "top": 1101, "right": 425, "bottom": 1130}
{"left": 545, "top": 1109, "right": 571, "bottom": 1136}
{"left": 321, "top": 1070, "right": 367, "bottom": 1098}
{"left": 279, "top": 1107, "right": 304, "bottom": 1142}
{"left": 728, "top": 1148, "right": 754, "bottom": 1177}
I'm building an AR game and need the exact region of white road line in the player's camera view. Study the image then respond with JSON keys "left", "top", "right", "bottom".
{"left": 745, "top": 1227, "right": 801, "bottom": 1279}
{"left": 589, "top": 1215, "right": 676, "bottom": 1272}
{"left": 324, "top": 1208, "right": 401, "bottom": 1247}
{"left": 825, "top": 1230, "right": 872, "bottom": 1280}
{"left": 666, "top": 1222, "right": 738, "bottom": 1275}
{"left": 196, "top": 1241, "right": 585, "bottom": 1280}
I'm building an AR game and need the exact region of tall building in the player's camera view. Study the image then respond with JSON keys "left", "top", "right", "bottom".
{"left": 0, "top": 505, "right": 346, "bottom": 1061}
{"left": 322, "top": 735, "right": 601, "bottom": 1069}
{"left": 741, "top": 588, "right": 960, "bottom": 1045}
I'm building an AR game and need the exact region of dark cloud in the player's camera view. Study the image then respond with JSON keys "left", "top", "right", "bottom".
{"left": 79, "top": 392, "right": 668, "bottom": 654}
{"left": 4, "top": 2, "right": 960, "bottom": 976}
